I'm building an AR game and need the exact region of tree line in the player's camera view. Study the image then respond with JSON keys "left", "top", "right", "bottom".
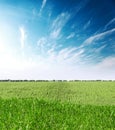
{"left": 0, "top": 79, "right": 114, "bottom": 82}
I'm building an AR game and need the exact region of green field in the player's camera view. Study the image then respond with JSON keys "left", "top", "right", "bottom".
{"left": 0, "top": 81, "right": 115, "bottom": 129}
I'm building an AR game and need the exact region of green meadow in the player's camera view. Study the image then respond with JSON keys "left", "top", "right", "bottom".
{"left": 0, "top": 81, "right": 115, "bottom": 129}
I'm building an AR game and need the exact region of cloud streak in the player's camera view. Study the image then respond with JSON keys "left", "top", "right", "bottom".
{"left": 66, "top": 33, "right": 75, "bottom": 39}
{"left": 50, "top": 13, "right": 70, "bottom": 39}
{"left": 39, "top": 0, "right": 47, "bottom": 16}
{"left": 104, "top": 18, "right": 115, "bottom": 30}
{"left": 19, "top": 27, "right": 26, "bottom": 49}
{"left": 83, "top": 20, "right": 91, "bottom": 30}
{"left": 83, "top": 28, "right": 115, "bottom": 45}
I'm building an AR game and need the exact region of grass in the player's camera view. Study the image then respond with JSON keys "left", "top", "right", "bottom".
{"left": 0, "top": 81, "right": 115, "bottom": 129}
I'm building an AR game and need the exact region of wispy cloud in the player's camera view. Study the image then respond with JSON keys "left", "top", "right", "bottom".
{"left": 37, "top": 37, "right": 85, "bottom": 65}
{"left": 57, "top": 47, "right": 77, "bottom": 61}
{"left": 94, "top": 45, "right": 106, "bottom": 53}
{"left": 62, "top": 50, "right": 84, "bottom": 65}
{"left": 97, "top": 56, "right": 115, "bottom": 69}
{"left": 66, "top": 33, "right": 75, "bottom": 39}
{"left": 50, "top": 12, "right": 70, "bottom": 39}
{"left": 46, "top": 46, "right": 84, "bottom": 65}
{"left": 73, "top": 0, "right": 90, "bottom": 16}
{"left": 83, "top": 28, "right": 115, "bottom": 45}
{"left": 37, "top": 37, "right": 47, "bottom": 47}
{"left": 83, "top": 20, "right": 91, "bottom": 30}
{"left": 19, "top": 26, "right": 26, "bottom": 49}
{"left": 104, "top": 18, "right": 115, "bottom": 30}
{"left": 37, "top": 37, "right": 47, "bottom": 54}
{"left": 1, "top": 53, "right": 115, "bottom": 80}
{"left": 39, "top": 0, "right": 47, "bottom": 16}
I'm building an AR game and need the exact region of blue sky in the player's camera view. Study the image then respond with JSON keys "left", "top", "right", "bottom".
{"left": 0, "top": 0, "right": 115, "bottom": 80}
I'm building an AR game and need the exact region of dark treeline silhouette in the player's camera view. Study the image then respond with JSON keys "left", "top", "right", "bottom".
{"left": 0, "top": 79, "right": 114, "bottom": 82}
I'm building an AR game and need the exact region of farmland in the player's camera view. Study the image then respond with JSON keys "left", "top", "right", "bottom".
{"left": 0, "top": 81, "right": 115, "bottom": 129}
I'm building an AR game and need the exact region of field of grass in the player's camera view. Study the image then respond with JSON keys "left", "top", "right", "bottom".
{"left": 0, "top": 81, "right": 115, "bottom": 129}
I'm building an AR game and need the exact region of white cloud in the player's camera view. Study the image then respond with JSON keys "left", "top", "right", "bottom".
{"left": 0, "top": 48, "right": 115, "bottom": 80}
{"left": 19, "top": 26, "right": 26, "bottom": 49}
{"left": 50, "top": 29, "right": 61, "bottom": 39}
{"left": 50, "top": 12, "right": 70, "bottom": 39}
{"left": 94, "top": 45, "right": 106, "bottom": 53}
{"left": 39, "top": 0, "right": 47, "bottom": 16}
{"left": 66, "top": 33, "right": 75, "bottom": 39}
{"left": 83, "top": 20, "right": 91, "bottom": 30}
{"left": 96, "top": 56, "right": 115, "bottom": 69}
{"left": 89, "top": 56, "right": 115, "bottom": 80}
{"left": 37, "top": 37, "right": 47, "bottom": 46}
{"left": 0, "top": 25, "right": 115, "bottom": 80}
{"left": 45, "top": 46, "right": 85, "bottom": 66}
{"left": 41, "top": 0, "right": 47, "bottom": 10}
{"left": 104, "top": 18, "right": 115, "bottom": 30}
{"left": 83, "top": 28, "right": 115, "bottom": 45}
{"left": 37, "top": 37, "right": 48, "bottom": 54}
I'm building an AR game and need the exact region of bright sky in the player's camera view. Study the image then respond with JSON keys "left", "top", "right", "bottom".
{"left": 0, "top": 0, "right": 115, "bottom": 80}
